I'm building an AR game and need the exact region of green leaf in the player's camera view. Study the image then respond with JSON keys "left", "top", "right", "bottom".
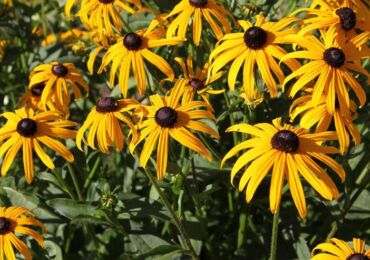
{"left": 46, "top": 198, "right": 97, "bottom": 219}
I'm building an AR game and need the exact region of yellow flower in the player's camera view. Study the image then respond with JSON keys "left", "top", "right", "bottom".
{"left": 41, "top": 28, "right": 90, "bottom": 47}
{"left": 130, "top": 81, "right": 219, "bottom": 180}
{"left": 76, "top": 97, "right": 138, "bottom": 153}
{"left": 0, "top": 206, "right": 45, "bottom": 260}
{"left": 297, "top": 0, "right": 369, "bottom": 39}
{"left": 0, "top": 108, "right": 76, "bottom": 183}
{"left": 28, "top": 62, "right": 89, "bottom": 108}
{"left": 2, "top": 0, "right": 12, "bottom": 7}
{"left": 173, "top": 55, "right": 224, "bottom": 111}
{"left": 97, "top": 24, "right": 182, "bottom": 97}
{"left": 19, "top": 82, "right": 71, "bottom": 117}
{"left": 222, "top": 117, "right": 345, "bottom": 218}
{"left": 282, "top": 26, "right": 369, "bottom": 115}
{"left": 209, "top": 15, "right": 300, "bottom": 100}
{"left": 165, "top": 0, "right": 235, "bottom": 45}
{"left": 290, "top": 93, "right": 360, "bottom": 154}
{"left": 312, "top": 237, "right": 370, "bottom": 259}
{"left": 77, "top": 0, "right": 142, "bottom": 39}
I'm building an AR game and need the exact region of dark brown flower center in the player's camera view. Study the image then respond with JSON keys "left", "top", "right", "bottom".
{"left": 52, "top": 64, "right": 69, "bottom": 77}
{"left": 0, "top": 217, "right": 10, "bottom": 234}
{"left": 189, "top": 78, "right": 205, "bottom": 91}
{"left": 323, "top": 47, "right": 346, "bottom": 68}
{"left": 123, "top": 33, "right": 143, "bottom": 51}
{"left": 189, "top": 0, "right": 207, "bottom": 7}
{"left": 336, "top": 7, "right": 356, "bottom": 31}
{"left": 99, "top": 0, "right": 114, "bottom": 4}
{"left": 271, "top": 130, "right": 299, "bottom": 153}
{"left": 346, "top": 254, "right": 369, "bottom": 260}
{"left": 17, "top": 118, "right": 38, "bottom": 137}
{"left": 31, "top": 83, "right": 45, "bottom": 97}
{"left": 96, "top": 97, "right": 119, "bottom": 112}
{"left": 244, "top": 26, "right": 267, "bottom": 49}
{"left": 155, "top": 107, "right": 177, "bottom": 128}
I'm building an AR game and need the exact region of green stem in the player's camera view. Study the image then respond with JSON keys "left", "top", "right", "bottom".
{"left": 67, "top": 163, "right": 83, "bottom": 201}
{"left": 269, "top": 209, "right": 280, "bottom": 260}
{"left": 83, "top": 156, "right": 102, "bottom": 190}
{"left": 143, "top": 168, "right": 199, "bottom": 259}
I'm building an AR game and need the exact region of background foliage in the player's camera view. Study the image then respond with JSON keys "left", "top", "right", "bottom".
{"left": 0, "top": 0, "right": 369, "bottom": 259}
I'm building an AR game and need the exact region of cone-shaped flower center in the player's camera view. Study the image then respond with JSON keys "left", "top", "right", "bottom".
{"left": 346, "top": 254, "right": 369, "bottom": 260}
{"left": 31, "top": 83, "right": 45, "bottom": 97}
{"left": 189, "top": 0, "right": 207, "bottom": 7}
{"left": 271, "top": 130, "right": 299, "bottom": 153}
{"left": 17, "top": 118, "right": 38, "bottom": 137}
{"left": 52, "top": 64, "right": 69, "bottom": 77}
{"left": 244, "top": 26, "right": 268, "bottom": 49}
{"left": 189, "top": 78, "right": 205, "bottom": 91}
{"left": 155, "top": 107, "right": 177, "bottom": 128}
{"left": 99, "top": 0, "right": 114, "bottom": 4}
{"left": 96, "top": 97, "right": 119, "bottom": 112}
{"left": 0, "top": 217, "right": 10, "bottom": 234}
{"left": 336, "top": 7, "right": 356, "bottom": 31}
{"left": 123, "top": 33, "right": 143, "bottom": 51}
{"left": 323, "top": 47, "right": 346, "bottom": 68}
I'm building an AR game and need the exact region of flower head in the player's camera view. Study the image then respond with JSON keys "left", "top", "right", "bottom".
{"left": 312, "top": 238, "right": 370, "bottom": 260}
{"left": 28, "top": 62, "right": 89, "bottom": 109}
{"left": 0, "top": 206, "right": 45, "bottom": 260}
{"left": 282, "top": 27, "right": 369, "bottom": 115}
{"left": 173, "top": 55, "right": 224, "bottom": 111}
{"left": 97, "top": 21, "right": 182, "bottom": 97}
{"left": 222, "top": 118, "right": 345, "bottom": 218}
{"left": 19, "top": 82, "right": 71, "bottom": 117}
{"left": 209, "top": 15, "right": 300, "bottom": 100}
{"left": 0, "top": 108, "right": 76, "bottom": 183}
{"left": 165, "top": 0, "right": 235, "bottom": 45}
{"left": 130, "top": 81, "right": 219, "bottom": 180}
{"left": 76, "top": 97, "right": 138, "bottom": 153}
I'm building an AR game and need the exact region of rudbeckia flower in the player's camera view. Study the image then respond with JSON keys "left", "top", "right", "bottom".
{"left": 130, "top": 80, "right": 219, "bottom": 180}
{"left": 312, "top": 237, "right": 370, "bottom": 260}
{"left": 173, "top": 55, "right": 224, "bottom": 111}
{"left": 209, "top": 15, "right": 300, "bottom": 100}
{"left": 0, "top": 108, "right": 76, "bottom": 183}
{"left": 76, "top": 97, "right": 138, "bottom": 153}
{"left": 296, "top": 0, "right": 369, "bottom": 39}
{"left": 28, "top": 62, "right": 89, "bottom": 108}
{"left": 19, "top": 82, "right": 71, "bottom": 117}
{"left": 282, "top": 27, "right": 369, "bottom": 115}
{"left": 97, "top": 23, "right": 182, "bottom": 97}
{"left": 221, "top": 117, "right": 345, "bottom": 218}
{"left": 0, "top": 206, "right": 45, "bottom": 260}
{"left": 77, "top": 0, "right": 142, "bottom": 39}
{"left": 290, "top": 94, "right": 360, "bottom": 154}
{"left": 165, "top": 0, "right": 235, "bottom": 45}
{"left": 0, "top": 40, "right": 6, "bottom": 60}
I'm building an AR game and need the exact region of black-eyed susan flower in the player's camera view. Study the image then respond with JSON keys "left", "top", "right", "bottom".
{"left": 19, "top": 82, "right": 71, "bottom": 117}
{"left": 165, "top": 0, "right": 235, "bottom": 46}
{"left": 173, "top": 55, "right": 224, "bottom": 111}
{"left": 41, "top": 28, "right": 90, "bottom": 47}
{"left": 209, "top": 15, "right": 300, "bottom": 100}
{"left": 282, "top": 27, "right": 369, "bottom": 115}
{"left": 312, "top": 237, "right": 370, "bottom": 260}
{"left": 0, "top": 108, "right": 76, "bottom": 183}
{"left": 0, "top": 40, "right": 6, "bottom": 60}
{"left": 28, "top": 61, "right": 89, "bottom": 108}
{"left": 77, "top": 0, "right": 142, "bottom": 39}
{"left": 290, "top": 94, "right": 360, "bottom": 154}
{"left": 221, "top": 117, "right": 345, "bottom": 218}
{"left": 76, "top": 97, "right": 138, "bottom": 153}
{"left": 97, "top": 23, "right": 182, "bottom": 97}
{"left": 130, "top": 80, "right": 219, "bottom": 180}
{"left": 0, "top": 206, "right": 45, "bottom": 260}
{"left": 296, "top": 0, "right": 369, "bottom": 39}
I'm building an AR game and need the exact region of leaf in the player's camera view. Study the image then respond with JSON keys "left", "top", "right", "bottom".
{"left": 294, "top": 237, "right": 311, "bottom": 260}
{"left": 133, "top": 245, "right": 184, "bottom": 259}
{"left": 46, "top": 198, "right": 97, "bottom": 219}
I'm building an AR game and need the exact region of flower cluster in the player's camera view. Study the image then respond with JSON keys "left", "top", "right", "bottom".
{"left": 0, "top": 0, "right": 369, "bottom": 258}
